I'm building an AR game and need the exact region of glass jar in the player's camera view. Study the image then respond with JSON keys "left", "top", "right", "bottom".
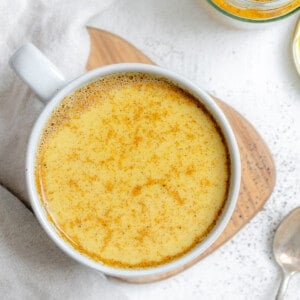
{"left": 207, "top": 0, "right": 300, "bottom": 23}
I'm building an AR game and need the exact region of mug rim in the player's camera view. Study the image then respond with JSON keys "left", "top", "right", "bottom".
{"left": 26, "top": 63, "right": 241, "bottom": 279}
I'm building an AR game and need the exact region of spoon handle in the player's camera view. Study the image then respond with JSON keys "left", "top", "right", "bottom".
{"left": 276, "top": 271, "right": 293, "bottom": 300}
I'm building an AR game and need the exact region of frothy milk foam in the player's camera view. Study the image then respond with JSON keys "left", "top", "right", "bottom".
{"left": 35, "top": 73, "right": 230, "bottom": 268}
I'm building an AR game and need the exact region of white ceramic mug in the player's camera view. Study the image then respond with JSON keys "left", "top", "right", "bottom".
{"left": 9, "top": 43, "right": 241, "bottom": 281}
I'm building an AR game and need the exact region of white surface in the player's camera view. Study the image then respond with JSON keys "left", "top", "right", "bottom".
{"left": 0, "top": 0, "right": 299, "bottom": 299}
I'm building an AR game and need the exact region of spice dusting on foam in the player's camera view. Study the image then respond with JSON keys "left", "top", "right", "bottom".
{"left": 35, "top": 73, "right": 230, "bottom": 268}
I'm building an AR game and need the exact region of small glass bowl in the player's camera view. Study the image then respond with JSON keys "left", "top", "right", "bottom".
{"left": 207, "top": 0, "right": 300, "bottom": 23}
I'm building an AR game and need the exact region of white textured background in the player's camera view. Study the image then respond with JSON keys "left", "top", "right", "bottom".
{"left": 1, "top": 0, "right": 299, "bottom": 299}
{"left": 89, "top": 1, "right": 300, "bottom": 299}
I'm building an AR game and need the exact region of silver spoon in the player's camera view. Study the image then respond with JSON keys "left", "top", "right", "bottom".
{"left": 273, "top": 207, "right": 300, "bottom": 300}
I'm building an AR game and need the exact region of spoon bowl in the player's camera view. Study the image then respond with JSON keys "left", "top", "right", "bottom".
{"left": 273, "top": 207, "right": 300, "bottom": 300}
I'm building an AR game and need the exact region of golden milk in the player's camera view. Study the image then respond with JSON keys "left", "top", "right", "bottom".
{"left": 35, "top": 73, "right": 230, "bottom": 268}
{"left": 211, "top": 0, "right": 300, "bottom": 20}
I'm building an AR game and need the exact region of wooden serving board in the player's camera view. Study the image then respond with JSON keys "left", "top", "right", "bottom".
{"left": 87, "top": 28, "right": 276, "bottom": 283}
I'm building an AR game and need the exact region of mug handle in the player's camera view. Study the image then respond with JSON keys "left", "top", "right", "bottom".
{"left": 9, "top": 43, "right": 66, "bottom": 103}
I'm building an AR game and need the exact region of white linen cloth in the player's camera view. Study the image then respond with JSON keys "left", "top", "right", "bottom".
{"left": 1, "top": 0, "right": 300, "bottom": 299}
